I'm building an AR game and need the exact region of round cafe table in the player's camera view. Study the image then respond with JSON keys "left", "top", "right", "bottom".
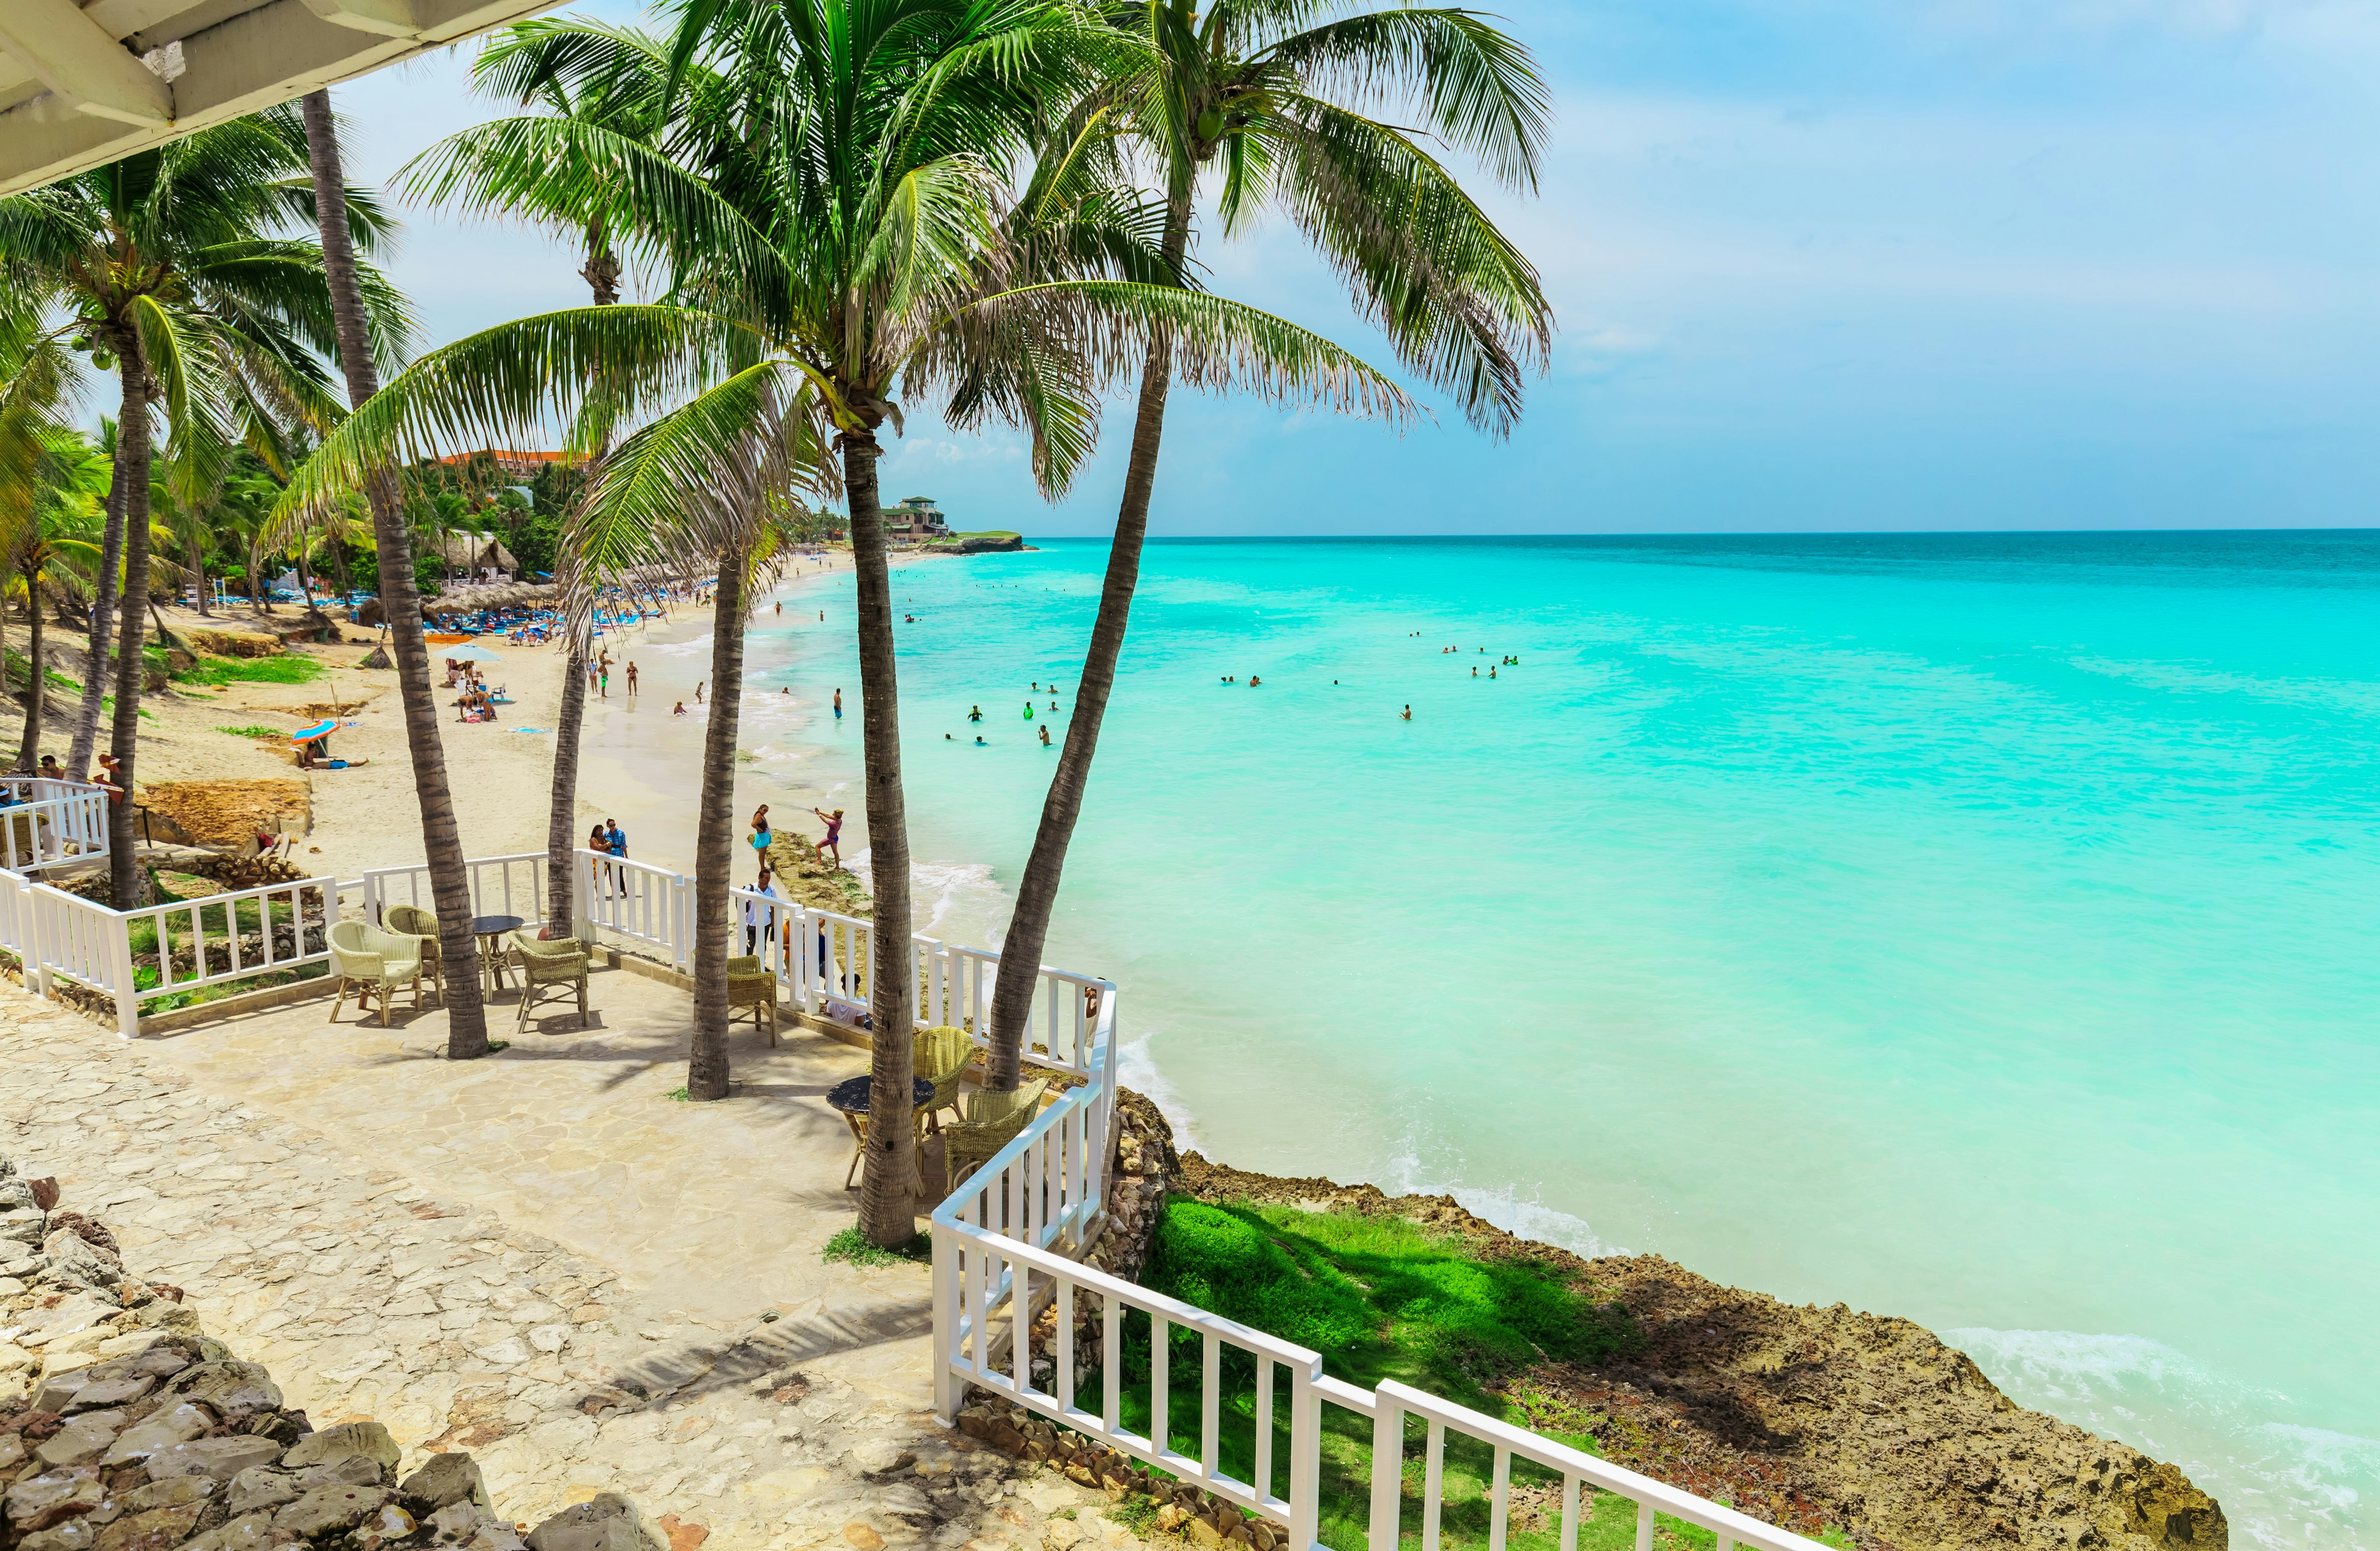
{"left": 827, "top": 1075, "right": 935, "bottom": 1192}
{"left": 470, "top": 915, "right": 526, "bottom": 1000}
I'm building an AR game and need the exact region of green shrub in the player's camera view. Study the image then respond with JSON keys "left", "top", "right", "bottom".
{"left": 214, "top": 725, "right": 285, "bottom": 739}
{"left": 821, "top": 1226, "right": 931, "bottom": 1268}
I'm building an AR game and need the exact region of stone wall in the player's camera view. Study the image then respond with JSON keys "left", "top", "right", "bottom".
{"left": 0, "top": 1154, "right": 664, "bottom": 1551}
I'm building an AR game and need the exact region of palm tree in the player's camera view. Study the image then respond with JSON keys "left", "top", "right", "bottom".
{"left": 0, "top": 102, "right": 412, "bottom": 903}
{"left": 977, "top": 0, "right": 1555, "bottom": 1091}
{"left": 408, "top": 14, "right": 676, "bottom": 940}
{"left": 0, "top": 310, "right": 105, "bottom": 770}
{"left": 284, "top": 0, "right": 1404, "bottom": 1242}
{"left": 296, "top": 89, "right": 494, "bottom": 1060}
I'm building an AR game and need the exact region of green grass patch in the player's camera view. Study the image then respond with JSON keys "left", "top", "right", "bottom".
{"left": 663, "top": 1085, "right": 690, "bottom": 1102}
{"left": 214, "top": 724, "right": 287, "bottom": 740}
{"left": 172, "top": 653, "right": 322, "bottom": 687}
{"left": 3, "top": 650, "right": 79, "bottom": 694}
{"left": 821, "top": 1226, "right": 931, "bottom": 1268}
{"left": 1063, "top": 1200, "right": 1825, "bottom": 1551}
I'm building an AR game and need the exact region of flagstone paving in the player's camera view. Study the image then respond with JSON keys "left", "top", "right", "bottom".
{"left": 0, "top": 972, "right": 1132, "bottom": 1550}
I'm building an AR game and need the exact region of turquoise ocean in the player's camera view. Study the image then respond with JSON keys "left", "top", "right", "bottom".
{"left": 738, "top": 532, "right": 2379, "bottom": 1549}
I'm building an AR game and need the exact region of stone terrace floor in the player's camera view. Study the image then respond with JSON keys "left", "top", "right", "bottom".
{"left": 0, "top": 967, "right": 1122, "bottom": 1551}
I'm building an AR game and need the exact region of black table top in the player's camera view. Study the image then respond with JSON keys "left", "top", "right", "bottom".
{"left": 470, "top": 915, "right": 526, "bottom": 936}
{"left": 826, "top": 1074, "right": 935, "bottom": 1115}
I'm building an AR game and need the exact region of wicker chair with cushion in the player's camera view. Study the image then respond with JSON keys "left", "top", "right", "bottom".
{"left": 328, "top": 920, "right": 423, "bottom": 1027}
{"left": 726, "top": 956, "right": 780, "bottom": 1044}
{"left": 382, "top": 903, "right": 441, "bottom": 996}
{"left": 943, "top": 1078, "right": 1049, "bottom": 1188}
{"left": 913, "top": 1025, "right": 973, "bottom": 1135}
{"left": 509, "top": 932, "right": 591, "bottom": 1032}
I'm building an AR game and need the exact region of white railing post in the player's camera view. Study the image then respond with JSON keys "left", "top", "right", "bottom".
{"left": 933, "top": 1224, "right": 958, "bottom": 1421}
{"left": 1289, "top": 1364, "right": 1321, "bottom": 1551}
{"left": 106, "top": 912, "right": 138, "bottom": 1039}
{"left": 25, "top": 873, "right": 49, "bottom": 999}
{"left": 1368, "top": 1388, "right": 1405, "bottom": 1551}
{"left": 673, "top": 872, "right": 691, "bottom": 969}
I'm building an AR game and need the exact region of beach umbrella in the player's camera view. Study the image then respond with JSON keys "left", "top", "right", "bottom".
{"left": 444, "top": 643, "right": 503, "bottom": 664}
{"left": 291, "top": 718, "right": 354, "bottom": 743}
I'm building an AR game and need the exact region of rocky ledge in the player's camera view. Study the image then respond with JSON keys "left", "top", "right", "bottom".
{"left": 0, "top": 1155, "right": 661, "bottom": 1551}
{"left": 1158, "top": 1128, "right": 2224, "bottom": 1551}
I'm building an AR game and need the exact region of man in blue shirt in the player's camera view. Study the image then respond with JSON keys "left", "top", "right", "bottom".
{"left": 605, "top": 820, "right": 627, "bottom": 863}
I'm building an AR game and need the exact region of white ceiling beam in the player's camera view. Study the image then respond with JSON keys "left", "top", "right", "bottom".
{"left": 0, "top": 0, "right": 175, "bottom": 127}
{"left": 299, "top": 0, "right": 423, "bottom": 40}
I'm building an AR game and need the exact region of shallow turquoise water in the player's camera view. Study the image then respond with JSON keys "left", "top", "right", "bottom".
{"left": 750, "top": 533, "right": 2380, "bottom": 1549}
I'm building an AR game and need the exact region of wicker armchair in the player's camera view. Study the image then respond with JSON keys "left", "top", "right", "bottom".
{"left": 943, "top": 1078, "right": 1048, "bottom": 1188}
{"left": 726, "top": 956, "right": 780, "bottom": 1044}
{"left": 328, "top": 920, "right": 423, "bottom": 1027}
{"left": 913, "top": 1025, "right": 972, "bottom": 1135}
{"left": 509, "top": 932, "right": 590, "bottom": 1032}
{"left": 382, "top": 903, "right": 441, "bottom": 996}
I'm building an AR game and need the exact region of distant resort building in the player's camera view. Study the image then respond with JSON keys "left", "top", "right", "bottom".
{"left": 886, "top": 496, "right": 950, "bottom": 540}
{"left": 439, "top": 449, "right": 576, "bottom": 481}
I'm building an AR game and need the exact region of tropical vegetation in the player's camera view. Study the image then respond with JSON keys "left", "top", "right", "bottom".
{"left": 0, "top": 100, "right": 413, "bottom": 902}
{"left": 281, "top": 0, "right": 1404, "bottom": 1244}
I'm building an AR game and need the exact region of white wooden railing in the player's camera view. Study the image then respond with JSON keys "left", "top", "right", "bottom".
{"left": 0, "top": 780, "right": 111, "bottom": 872}
{"left": 0, "top": 832, "right": 1830, "bottom": 1550}
{"left": 927, "top": 972, "right": 1829, "bottom": 1551}
{"left": 0, "top": 866, "right": 334, "bottom": 1035}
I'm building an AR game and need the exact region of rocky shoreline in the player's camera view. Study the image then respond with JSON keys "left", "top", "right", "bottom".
{"left": 1108, "top": 1102, "right": 2225, "bottom": 1551}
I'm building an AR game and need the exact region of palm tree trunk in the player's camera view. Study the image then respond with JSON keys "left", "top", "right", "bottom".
{"left": 66, "top": 460, "right": 126, "bottom": 780}
{"left": 192, "top": 543, "right": 210, "bottom": 617}
{"left": 543, "top": 633, "right": 586, "bottom": 938}
{"left": 687, "top": 550, "right": 747, "bottom": 1102}
{"left": 15, "top": 573, "right": 46, "bottom": 773}
{"left": 302, "top": 88, "right": 492, "bottom": 1060}
{"left": 981, "top": 190, "right": 1192, "bottom": 1092}
{"left": 846, "top": 431, "right": 916, "bottom": 1244}
{"left": 105, "top": 346, "right": 153, "bottom": 907}
{"left": 540, "top": 258, "right": 620, "bottom": 944}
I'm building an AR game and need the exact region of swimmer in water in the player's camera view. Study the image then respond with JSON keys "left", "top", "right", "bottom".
{"left": 1048, "top": 699, "right": 1057, "bottom": 712}
{"left": 1023, "top": 701, "right": 1034, "bottom": 719}
{"left": 1249, "top": 675, "right": 1261, "bottom": 686}
{"left": 1401, "top": 704, "right": 1412, "bottom": 719}
{"left": 975, "top": 735, "right": 987, "bottom": 745}
{"left": 1039, "top": 725, "right": 1052, "bottom": 746}
{"left": 968, "top": 705, "right": 982, "bottom": 722}
{"left": 833, "top": 688, "right": 842, "bottom": 718}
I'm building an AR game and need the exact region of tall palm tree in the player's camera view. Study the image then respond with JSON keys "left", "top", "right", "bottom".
{"left": 0, "top": 103, "right": 412, "bottom": 902}
{"left": 979, "top": 0, "right": 1555, "bottom": 1091}
{"left": 0, "top": 311, "right": 105, "bottom": 770}
{"left": 413, "top": 14, "right": 677, "bottom": 939}
{"left": 297, "top": 89, "right": 493, "bottom": 1060}
{"left": 284, "top": 0, "right": 1404, "bottom": 1242}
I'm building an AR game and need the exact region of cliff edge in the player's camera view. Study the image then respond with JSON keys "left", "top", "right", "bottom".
{"left": 1162, "top": 1131, "right": 2223, "bottom": 1551}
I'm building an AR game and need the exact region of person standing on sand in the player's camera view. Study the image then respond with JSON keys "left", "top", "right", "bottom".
{"left": 599, "top": 664, "right": 609, "bottom": 698}
{"left": 695, "top": 682, "right": 704, "bottom": 703}
{"left": 589, "top": 822, "right": 612, "bottom": 894}
{"left": 812, "top": 807, "right": 844, "bottom": 867}
{"left": 626, "top": 662, "right": 638, "bottom": 696}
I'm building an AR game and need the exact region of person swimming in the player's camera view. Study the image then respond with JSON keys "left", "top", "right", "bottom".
{"left": 1023, "top": 701, "right": 1034, "bottom": 719}
{"left": 1249, "top": 675, "right": 1261, "bottom": 686}
{"left": 1047, "top": 699, "right": 1058, "bottom": 712}
{"left": 1401, "top": 704, "right": 1413, "bottom": 719}
{"left": 968, "top": 705, "right": 982, "bottom": 722}
{"left": 1038, "top": 725, "right": 1052, "bottom": 746}
{"left": 975, "top": 735, "right": 987, "bottom": 745}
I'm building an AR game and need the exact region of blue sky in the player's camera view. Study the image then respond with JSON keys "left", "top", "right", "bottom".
{"left": 333, "top": 0, "right": 2380, "bottom": 536}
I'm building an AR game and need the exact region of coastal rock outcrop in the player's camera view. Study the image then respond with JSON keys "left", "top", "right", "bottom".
{"left": 1166, "top": 1136, "right": 2224, "bottom": 1551}
{"left": 0, "top": 1155, "right": 661, "bottom": 1551}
